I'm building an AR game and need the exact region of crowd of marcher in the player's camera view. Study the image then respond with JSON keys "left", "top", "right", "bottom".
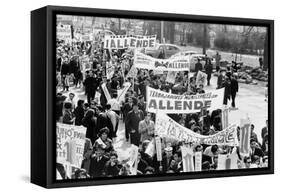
{"left": 56, "top": 36, "right": 269, "bottom": 179}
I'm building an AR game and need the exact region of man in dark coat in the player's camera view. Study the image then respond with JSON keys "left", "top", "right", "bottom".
{"left": 84, "top": 70, "right": 99, "bottom": 104}
{"left": 103, "top": 152, "right": 121, "bottom": 177}
{"left": 230, "top": 74, "right": 239, "bottom": 108}
{"left": 89, "top": 148, "right": 109, "bottom": 178}
{"left": 222, "top": 77, "right": 231, "bottom": 105}
{"left": 204, "top": 59, "right": 213, "bottom": 86}
{"left": 96, "top": 106, "right": 114, "bottom": 138}
{"left": 195, "top": 58, "right": 203, "bottom": 73}
{"left": 73, "top": 100, "right": 85, "bottom": 126}
{"left": 125, "top": 101, "right": 144, "bottom": 146}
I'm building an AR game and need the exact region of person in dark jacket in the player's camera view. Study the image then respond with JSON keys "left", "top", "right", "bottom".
{"left": 195, "top": 58, "right": 203, "bottom": 73}
{"left": 89, "top": 147, "right": 109, "bottom": 178}
{"left": 222, "top": 77, "right": 231, "bottom": 105}
{"left": 217, "top": 69, "right": 226, "bottom": 89}
{"left": 84, "top": 70, "right": 99, "bottom": 104}
{"left": 125, "top": 101, "right": 144, "bottom": 146}
{"left": 103, "top": 152, "right": 122, "bottom": 177}
{"left": 82, "top": 109, "right": 97, "bottom": 143}
{"left": 96, "top": 106, "right": 114, "bottom": 138}
{"left": 204, "top": 59, "right": 213, "bottom": 86}
{"left": 137, "top": 152, "right": 148, "bottom": 174}
{"left": 230, "top": 74, "right": 239, "bottom": 108}
{"left": 74, "top": 100, "right": 85, "bottom": 126}
{"left": 62, "top": 102, "right": 75, "bottom": 124}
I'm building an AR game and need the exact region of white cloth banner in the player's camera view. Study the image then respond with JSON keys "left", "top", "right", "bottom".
{"left": 155, "top": 113, "right": 239, "bottom": 146}
{"left": 104, "top": 34, "right": 156, "bottom": 49}
{"left": 56, "top": 123, "right": 87, "bottom": 168}
{"left": 146, "top": 86, "right": 225, "bottom": 114}
{"left": 134, "top": 51, "right": 190, "bottom": 71}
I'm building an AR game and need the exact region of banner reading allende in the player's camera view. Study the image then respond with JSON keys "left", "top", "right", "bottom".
{"left": 155, "top": 113, "right": 239, "bottom": 146}
{"left": 146, "top": 86, "right": 225, "bottom": 114}
{"left": 134, "top": 51, "right": 191, "bottom": 71}
{"left": 56, "top": 123, "right": 87, "bottom": 168}
{"left": 104, "top": 35, "right": 157, "bottom": 49}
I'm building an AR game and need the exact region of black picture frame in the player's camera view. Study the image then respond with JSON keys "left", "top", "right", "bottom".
{"left": 31, "top": 5, "right": 274, "bottom": 188}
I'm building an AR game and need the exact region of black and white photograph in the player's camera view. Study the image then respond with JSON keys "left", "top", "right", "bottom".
{"left": 55, "top": 14, "right": 270, "bottom": 180}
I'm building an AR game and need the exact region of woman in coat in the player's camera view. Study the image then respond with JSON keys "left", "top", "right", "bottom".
{"left": 93, "top": 127, "right": 113, "bottom": 153}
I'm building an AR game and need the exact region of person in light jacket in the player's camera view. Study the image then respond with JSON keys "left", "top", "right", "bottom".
{"left": 138, "top": 112, "right": 155, "bottom": 143}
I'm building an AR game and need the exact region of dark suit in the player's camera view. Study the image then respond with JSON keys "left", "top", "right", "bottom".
{"left": 125, "top": 110, "right": 144, "bottom": 146}
{"left": 96, "top": 113, "right": 114, "bottom": 138}
{"left": 89, "top": 155, "right": 109, "bottom": 178}
{"left": 230, "top": 78, "right": 239, "bottom": 107}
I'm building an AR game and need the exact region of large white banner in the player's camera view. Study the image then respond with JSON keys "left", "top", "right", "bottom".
{"left": 146, "top": 86, "right": 224, "bottom": 114}
{"left": 155, "top": 113, "right": 239, "bottom": 146}
{"left": 134, "top": 51, "right": 190, "bottom": 71}
{"left": 56, "top": 123, "right": 87, "bottom": 168}
{"left": 104, "top": 35, "right": 156, "bottom": 49}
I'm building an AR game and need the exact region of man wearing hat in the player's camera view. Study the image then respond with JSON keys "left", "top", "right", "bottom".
{"left": 125, "top": 100, "right": 144, "bottom": 146}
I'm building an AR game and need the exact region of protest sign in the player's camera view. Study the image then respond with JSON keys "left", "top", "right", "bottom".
{"left": 146, "top": 86, "right": 224, "bottom": 114}
{"left": 166, "top": 71, "right": 177, "bottom": 84}
{"left": 145, "top": 139, "right": 155, "bottom": 157}
{"left": 117, "top": 82, "right": 131, "bottom": 102}
{"left": 126, "top": 65, "right": 138, "bottom": 79}
{"left": 217, "top": 153, "right": 238, "bottom": 170}
{"left": 155, "top": 137, "right": 162, "bottom": 161}
{"left": 101, "top": 83, "right": 112, "bottom": 102}
{"left": 134, "top": 51, "right": 191, "bottom": 71}
{"left": 57, "top": 24, "right": 72, "bottom": 42}
{"left": 155, "top": 113, "right": 239, "bottom": 146}
{"left": 221, "top": 108, "right": 230, "bottom": 130}
{"left": 196, "top": 71, "right": 208, "bottom": 86}
{"left": 106, "top": 62, "right": 115, "bottom": 80}
{"left": 56, "top": 123, "right": 87, "bottom": 168}
{"left": 57, "top": 169, "right": 63, "bottom": 180}
{"left": 104, "top": 35, "right": 156, "bottom": 49}
{"left": 181, "top": 145, "right": 194, "bottom": 172}
{"left": 239, "top": 117, "right": 251, "bottom": 155}
{"left": 101, "top": 82, "right": 131, "bottom": 102}
{"left": 127, "top": 144, "right": 139, "bottom": 175}
{"left": 194, "top": 152, "right": 202, "bottom": 171}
